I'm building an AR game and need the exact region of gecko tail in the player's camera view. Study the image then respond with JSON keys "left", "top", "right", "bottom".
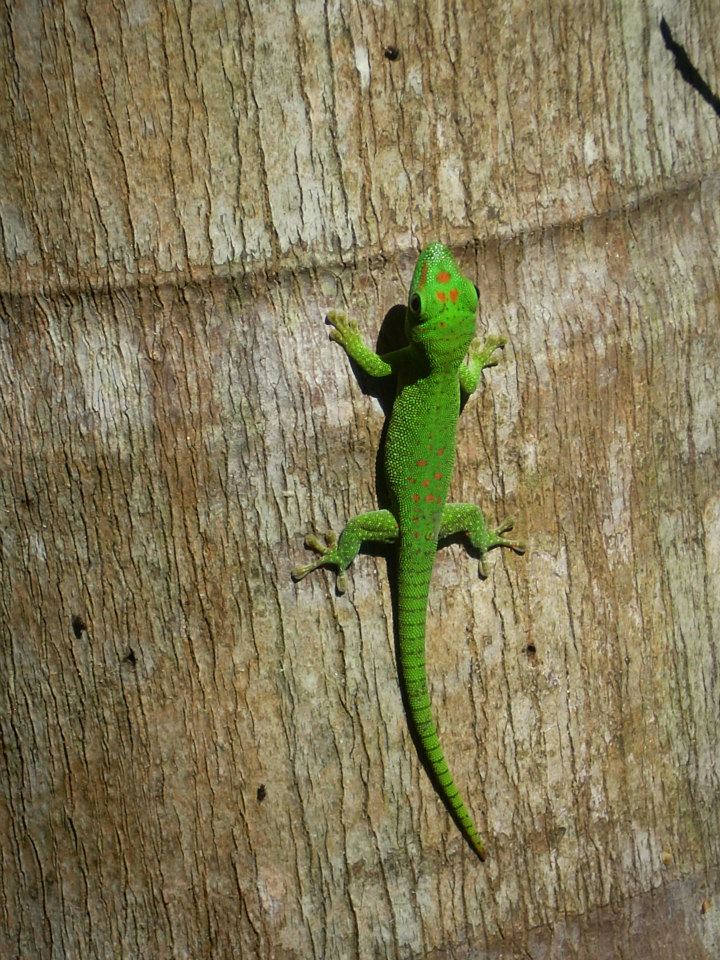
{"left": 402, "top": 660, "right": 487, "bottom": 861}
{"left": 397, "top": 595, "right": 487, "bottom": 861}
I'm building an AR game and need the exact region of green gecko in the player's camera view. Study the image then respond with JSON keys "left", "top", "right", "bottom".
{"left": 292, "top": 242, "right": 524, "bottom": 860}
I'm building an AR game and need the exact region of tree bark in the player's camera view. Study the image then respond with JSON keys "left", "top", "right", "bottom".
{"left": 1, "top": 1, "right": 719, "bottom": 958}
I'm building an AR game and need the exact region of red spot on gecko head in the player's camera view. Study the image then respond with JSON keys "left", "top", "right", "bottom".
{"left": 425, "top": 494, "right": 435, "bottom": 502}
{"left": 419, "top": 262, "right": 428, "bottom": 289}
{"left": 436, "top": 447, "right": 445, "bottom": 456}
{"left": 436, "top": 290, "right": 447, "bottom": 303}
{"left": 436, "top": 271, "right": 451, "bottom": 283}
{"left": 449, "top": 288, "right": 459, "bottom": 303}
{"left": 421, "top": 479, "right": 430, "bottom": 487}
{"left": 415, "top": 458, "right": 427, "bottom": 467}
{"left": 412, "top": 493, "right": 420, "bottom": 502}
{"left": 434, "top": 472, "right": 443, "bottom": 480}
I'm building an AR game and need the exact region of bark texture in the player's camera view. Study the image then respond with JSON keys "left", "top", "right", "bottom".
{"left": 1, "top": 1, "right": 719, "bottom": 958}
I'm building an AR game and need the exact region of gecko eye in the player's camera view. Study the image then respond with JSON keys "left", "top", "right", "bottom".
{"left": 409, "top": 293, "right": 422, "bottom": 316}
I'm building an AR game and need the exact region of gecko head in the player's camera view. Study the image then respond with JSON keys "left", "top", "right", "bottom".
{"left": 405, "top": 242, "right": 479, "bottom": 368}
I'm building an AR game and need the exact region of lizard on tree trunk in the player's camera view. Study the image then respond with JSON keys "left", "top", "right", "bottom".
{"left": 292, "top": 242, "right": 525, "bottom": 860}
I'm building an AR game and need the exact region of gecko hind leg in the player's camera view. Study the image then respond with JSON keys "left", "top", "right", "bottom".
{"left": 440, "top": 503, "right": 525, "bottom": 579}
{"left": 292, "top": 509, "right": 398, "bottom": 594}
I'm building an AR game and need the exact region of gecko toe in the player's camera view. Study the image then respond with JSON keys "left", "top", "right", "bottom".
{"left": 291, "top": 563, "right": 312, "bottom": 581}
{"left": 495, "top": 517, "right": 515, "bottom": 535}
{"left": 303, "top": 534, "right": 327, "bottom": 554}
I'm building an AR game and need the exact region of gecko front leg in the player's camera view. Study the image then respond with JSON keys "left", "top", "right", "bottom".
{"left": 326, "top": 311, "right": 414, "bottom": 378}
{"left": 326, "top": 311, "right": 394, "bottom": 377}
{"left": 459, "top": 334, "right": 507, "bottom": 395}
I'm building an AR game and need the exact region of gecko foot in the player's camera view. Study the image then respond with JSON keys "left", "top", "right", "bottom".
{"left": 291, "top": 530, "right": 348, "bottom": 594}
{"left": 478, "top": 517, "right": 526, "bottom": 578}
{"left": 326, "top": 311, "right": 361, "bottom": 351}
{"left": 473, "top": 334, "right": 507, "bottom": 370}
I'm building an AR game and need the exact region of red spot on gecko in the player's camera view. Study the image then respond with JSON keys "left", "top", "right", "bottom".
{"left": 412, "top": 493, "right": 420, "bottom": 502}
{"left": 434, "top": 472, "right": 443, "bottom": 480}
{"left": 419, "top": 262, "right": 428, "bottom": 289}
{"left": 449, "top": 288, "right": 459, "bottom": 303}
{"left": 425, "top": 494, "right": 435, "bottom": 502}
{"left": 436, "top": 290, "right": 447, "bottom": 303}
{"left": 436, "top": 447, "right": 445, "bottom": 456}
{"left": 436, "top": 271, "right": 451, "bottom": 283}
{"left": 421, "top": 479, "right": 430, "bottom": 487}
{"left": 415, "top": 459, "right": 427, "bottom": 467}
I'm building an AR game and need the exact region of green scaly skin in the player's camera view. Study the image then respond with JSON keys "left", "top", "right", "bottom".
{"left": 292, "top": 242, "right": 524, "bottom": 860}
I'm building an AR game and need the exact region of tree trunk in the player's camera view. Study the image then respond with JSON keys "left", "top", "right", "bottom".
{"left": 1, "top": 1, "right": 719, "bottom": 957}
